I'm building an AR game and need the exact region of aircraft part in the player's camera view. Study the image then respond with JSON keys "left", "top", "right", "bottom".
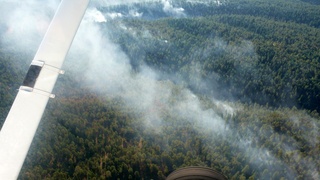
{"left": 0, "top": 0, "right": 90, "bottom": 179}
{"left": 166, "top": 166, "right": 227, "bottom": 180}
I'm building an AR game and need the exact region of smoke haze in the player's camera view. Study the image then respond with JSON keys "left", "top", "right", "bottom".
{"left": 64, "top": 3, "right": 320, "bottom": 178}
{"left": 1, "top": 0, "right": 319, "bottom": 179}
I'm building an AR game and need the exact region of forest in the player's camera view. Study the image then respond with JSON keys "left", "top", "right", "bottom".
{"left": 0, "top": 0, "right": 319, "bottom": 179}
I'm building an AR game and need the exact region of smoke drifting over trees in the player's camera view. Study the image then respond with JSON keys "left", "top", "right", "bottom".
{"left": 0, "top": 0, "right": 319, "bottom": 179}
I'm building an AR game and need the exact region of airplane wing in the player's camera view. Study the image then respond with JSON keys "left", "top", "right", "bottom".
{"left": 0, "top": 0, "right": 90, "bottom": 179}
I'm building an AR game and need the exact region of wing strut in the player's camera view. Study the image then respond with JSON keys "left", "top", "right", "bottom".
{"left": 0, "top": 0, "right": 90, "bottom": 179}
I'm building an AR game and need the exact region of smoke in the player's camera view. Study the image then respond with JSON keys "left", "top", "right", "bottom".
{"left": 0, "top": 0, "right": 59, "bottom": 51}
{"left": 91, "top": 0, "right": 155, "bottom": 6}
{"left": 69, "top": 6, "right": 294, "bottom": 179}
{"left": 91, "top": 0, "right": 186, "bottom": 18}
{"left": 67, "top": 15, "right": 227, "bottom": 134}
{"left": 162, "top": 0, "right": 186, "bottom": 17}
{"left": 85, "top": 8, "right": 107, "bottom": 22}
{"left": 1, "top": 0, "right": 319, "bottom": 179}
{"left": 129, "top": 10, "right": 144, "bottom": 18}
{"left": 185, "top": 0, "right": 225, "bottom": 6}
{"left": 90, "top": 0, "right": 226, "bottom": 7}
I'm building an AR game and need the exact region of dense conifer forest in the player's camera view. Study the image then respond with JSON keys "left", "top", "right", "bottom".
{"left": 0, "top": 0, "right": 319, "bottom": 179}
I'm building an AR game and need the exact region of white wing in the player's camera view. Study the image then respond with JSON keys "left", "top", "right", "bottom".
{"left": 0, "top": 0, "right": 90, "bottom": 179}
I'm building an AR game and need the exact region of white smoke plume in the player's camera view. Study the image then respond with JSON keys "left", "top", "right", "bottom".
{"left": 85, "top": 8, "right": 107, "bottom": 22}
{"left": 92, "top": 0, "right": 225, "bottom": 6}
{"left": 69, "top": 7, "right": 299, "bottom": 179}
{"left": 92, "top": 0, "right": 186, "bottom": 18}
{"left": 67, "top": 16, "right": 228, "bottom": 134}
{"left": 0, "top": 0, "right": 59, "bottom": 51}
{"left": 162, "top": 0, "right": 186, "bottom": 17}
{"left": 91, "top": 0, "right": 155, "bottom": 6}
